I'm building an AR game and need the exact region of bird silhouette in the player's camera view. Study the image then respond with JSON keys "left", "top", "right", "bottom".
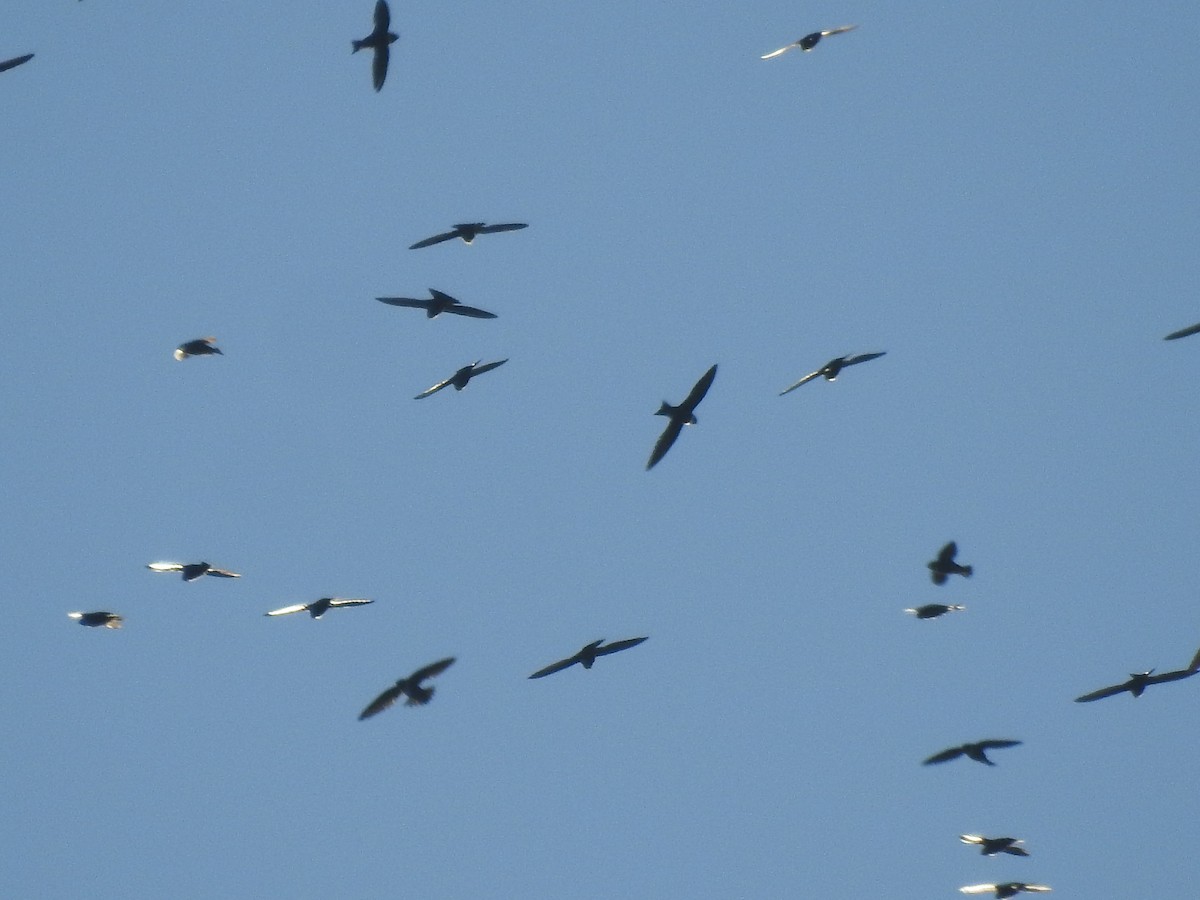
{"left": 761, "top": 25, "right": 858, "bottom": 59}
{"left": 1074, "top": 643, "right": 1200, "bottom": 702}
{"left": 265, "top": 598, "right": 374, "bottom": 619}
{"left": 1164, "top": 321, "right": 1200, "bottom": 341}
{"left": 959, "top": 884, "right": 1050, "bottom": 899}
{"left": 413, "top": 359, "right": 508, "bottom": 399}
{"left": 960, "top": 834, "right": 1030, "bottom": 857}
{"left": 147, "top": 561, "right": 240, "bottom": 582}
{"left": 377, "top": 289, "right": 497, "bottom": 319}
{"left": 928, "top": 541, "right": 972, "bottom": 585}
{"left": 778, "top": 352, "right": 885, "bottom": 395}
{"left": 905, "top": 604, "right": 965, "bottom": 620}
{"left": 352, "top": 0, "right": 398, "bottom": 92}
{"left": 359, "top": 658, "right": 456, "bottom": 719}
{"left": 647, "top": 364, "right": 718, "bottom": 470}
{"left": 68, "top": 611, "right": 123, "bottom": 629}
{"left": 174, "top": 337, "right": 222, "bottom": 360}
{"left": 408, "top": 222, "right": 527, "bottom": 250}
{"left": 0, "top": 53, "right": 34, "bottom": 73}
{"left": 923, "top": 739, "right": 1022, "bottom": 767}
{"left": 528, "top": 637, "right": 648, "bottom": 679}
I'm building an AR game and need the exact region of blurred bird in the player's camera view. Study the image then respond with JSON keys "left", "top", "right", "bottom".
{"left": 528, "top": 637, "right": 648, "bottom": 679}
{"left": 359, "top": 658, "right": 456, "bottom": 719}
{"left": 761, "top": 25, "right": 858, "bottom": 59}
{"left": 923, "top": 739, "right": 1022, "bottom": 767}
{"left": 413, "top": 358, "right": 508, "bottom": 399}
{"left": 265, "top": 598, "right": 374, "bottom": 619}
{"left": 353, "top": 0, "right": 398, "bottom": 92}
{"left": 68, "top": 611, "right": 123, "bottom": 629}
{"left": 778, "top": 352, "right": 885, "bottom": 395}
{"left": 959, "top": 884, "right": 1050, "bottom": 898}
{"left": 0, "top": 53, "right": 34, "bottom": 73}
{"left": 647, "top": 364, "right": 718, "bottom": 470}
{"left": 409, "top": 222, "right": 527, "bottom": 250}
{"left": 960, "top": 834, "right": 1030, "bottom": 857}
{"left": 147, "top": 561, "right": 240, "bottom": 582}
{"left": 905, "top": 604, "right": 965, "bottom": 620}
{"left": 174, "top": 337, "right": 222, "bottom": 360}
{"left": 377, "top": 289, "right": 497, "bottom": 319}
{"left": 1164, "top": 321, "right": 1200, "bottom": 341}
{"left": 928, "top": 541, "right": 972, "bottom": 585}
{"left": 1074, "top": 643, "right": 1200, "bottom": 702}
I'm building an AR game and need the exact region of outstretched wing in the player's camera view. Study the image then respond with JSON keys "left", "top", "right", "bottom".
{"left": 0, "top": 53, "right": 34, "bottom": 73}
{"left": 377, "top": 296, "right": 432, "bottom": 310}
{"left": 1165, "top": 321, "right": 1200, "bottom": 341}
{"left": 372, "top": 45, "right": 389, "bottom": 92}
{"left": 205, "top": 567, "right": 240, "bottom": 578}
{"left": 444, "top": 303, "right": 497, "bottom": 319}
{"left": 264, "top": 603, "right": 310, "bottom": 617}
{"left": 477, "top": 223, "right": 528, "bottom": 235}
{"left": 1018, "top": 888, "right": 1052, "bottom": 894}
{"left": 595, "top": 636, "right": 649, "bottom": 657}
{"left": 1146, "top": 667, "right": 1198, "bottom": 686}
{"left": 470, "top": 358, "right": 508, "bottom": 377}
{"left": 359, "top": 683, "right": 403, "bottom": 720}
{"left": 843, "top": 351, "right": 886, "bottom": 368}
{"left": 936, "top": 542, "right": 959, "bottom": 565}
{"left": 328, "top": 598, "right": 374, "bottom": 609}
{"left": 779, "top": 368, "right": 823, "bottom": 395}
{"left": 374, "top": 0, "right": 391, "bottom": 30}
{"left": 681, "top": 364, "right": 718, "bottom": 412}
{"left": 528, "top": 655, "right": 581, "bottom": 679}
{"left": 647, "top": 419, "right": 684, "bottom": 470}
{"left": 977, "top": 739, "right": 1022, "bottom": 750}
{"left": 410, "top": 657, "right": 456, "bottom": 684}
{"left": 821, "top": 24, "right": 859, "bottom": 38}
{"left": 146, "top": 562, "right": 184, "bottom": 573}
{"left": 1074, "top": 682, "right": 1129, "bottom": 702}
{"left": 409, "top": 230, "right": 457, "bottom": 250}
{"left": 760, "top": 43, "right": 799, "bottom": 60}
{"left": 1185, "top": 644, "right": 1200, "bottom": 674}
{"left": 922, "top": 746, "right": 965, "bottom": 765}
{"left": 414, "top": 374, "right": 455, "bottom": 399}
{"left": 958, "top": 887, "right": 1000, "bottom": 896}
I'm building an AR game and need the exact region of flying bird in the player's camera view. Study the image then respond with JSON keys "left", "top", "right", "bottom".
{"left": 147, "top": 561, "right": 240, "bottom": 582}
{"left": 408, "top": 222, "right": 528, "bottom": 250}
{"left": 647, "top": 364, "right": 718, "bottom": 470}
{"left": 1164, "top": 321, "right": 1200, "bottom": 341}
{"left": 905, "top": 604, "right": 965, "bottom": 620}
{"left": 1073, "top": 643, "right": 1200, "bottom": 702}
{"left": 959, "top": 884, "right": 1051, "bottom": 899}
{"left": 960, "top": 834, "right": 1030, "bottom": 857}
{"left": 413, "top": 358, "right": 508, "bottom": 399}
{"left": 778, "top": 352, "right": 885, "bottom": 395}
{"left": 928, "top": 541, "right": 972, "bottom": 585}
{"left": 68, "top": 611, "right": 123, "bottom": 629}
{"left": 265, "top": 597, "right": 374, "bottom": 619}
{"left": 761, "top": 25, "right": 858, "bottom": 59}
{"left": 352, "top": 0, "right": 398, "bottom": 92}
{"left": 923, "top": 739, "right": 1022, "bottom": 767}
{"left": 358, "top": 658, "right": 456, "bottom": 719}
{"left": 377, "top": 289, "right": 497, "bottom": 319}
{"left": 0, "top": 53, "right": 34, "bottom": 73}
{"left": 528, "top": 637, "right": 648, "bottom": 679}
{"left": 174, "top": 337, "right": 222, "bottom": 360}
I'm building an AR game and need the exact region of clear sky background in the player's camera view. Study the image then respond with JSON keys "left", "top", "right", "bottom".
{"left": 3, "top": 3, "right": 1199, "bottom": 898}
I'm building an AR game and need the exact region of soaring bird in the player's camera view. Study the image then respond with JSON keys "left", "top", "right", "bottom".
{"left": 1164, "top": 321, "right": 1200, "bottom": 341}
{"left": 959, "top": 884, "right": 1051, "bottom": 899}
{"left": 147, "top": 561, "right": 241, "bottom": 582}
{"left": 413, "top": 358, "right": 508, "bottom": 399}
{"left": 358, "top": 658, "right": 456, "bottom": 719}
{"left": 377, "top": 289, "right": 497, "bottom": 319}
{"left": 1074, "top": 643, "right": 1200, "bottom": 702}
{"left": 960, "top": 834, "right": 1030, "bottom": 857}
{"left": 68, "top": 611, "right": 123, "bottom": 629}
{"left": 928, "top": 541, "right": 972, "bottom": 585}
{"left": 265, "top": 597, "right": 374, "bottom": 619}
{"left": 352, "top": 0, "right": 398, "bottom": 92}
{"left": 174, "top": 337, "right": 222, "bottom": 360}
{"left": 905, "top": 604, "right": 965, "bottom": 620}
{"left": 923, "top": 739, "right": 1022, "bottom": 767}
{"left": 761, "top": 25, "right": 858, "bottom": 59}
{"left": 528, "top": 637, "right": 648, "bottom": 679}
{"left": 647, "top": 364, "right": 718, "bottom": 470}
{"left": 0, "top": 53, "right": 34, "bottom": 73}
{"left": 408, "top": 222, "right": 528, "bottom": 250}
{"left": 778, "top": 352, "right": 885, "bottom": 395}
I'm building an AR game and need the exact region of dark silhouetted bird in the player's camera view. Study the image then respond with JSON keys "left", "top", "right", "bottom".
{"left": 377, "top": 289, "right": 497, "bottom": 319}
{"left": 1074, "top": 643, "right": 1200, "bottom": 702}
{"left": 647, "top": 364, "right": 717, "bottom": 470}
{"left": 761, "top": 25, "right": 858, "bottom": 58}
{"left": 353, "top": 0, "right": 398, "bottom": 92}
{"left": 147, "top": 561, "right": 240, "bottom": 582}
{"left": 68, "top": 611, "right": 123, "bottom": 629}
{"left": 0, "top": 53, "right": 34, "bottom": 73}
{"left": 174, "top": 337, "right": 222, "bottom": 360}
{"left": 408, "top": 222, "right": 527, "bottom": 250}
{"left": 905, "top": 604, "right": 965, "bottom": 620}
{"left": 960, "top": 834, "right": 1030, "bottom": 857}
{"left": 358, "top": 658, "right": 456, "bottom": 719}
{"left": 960, "top": 884, "right": 1051, "bottom": 898}
{"left": 414, "top": 358, "right": 508, "bottom": 399}
{"left": 928, "top": 541, "right": 972, "bottom": 585}
{"left": 265, "top": 597, "right": 374, "bottom": 619}
{"left": 778, "top": 352, "right": 885, "bottom": 395}
{"left": 1164, "top": 321, "right": 1200, "bottom": 341}
{"left": 923, "top": 739, "right": 1022, "bottom": 767}
{"left": 528, "top": 637, "right": 648, "bottom": 679}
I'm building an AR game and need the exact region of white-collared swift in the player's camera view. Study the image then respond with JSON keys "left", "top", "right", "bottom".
{"left": 414, "top": 359, "right": 508, "bottom": 399}
{"left": 377, "top": 289, "right": 497, "bottom": 319}
{"left": 923, "top": 739, "right": 1022, "bottom": 767}
{"left": 778, "top": 352, "right": 884, "bottom": 395}
{"left": 265, "top": 598, "right": 374, "bottom": 619}
{"left": 960, "top": 834, "right": 1030, "bottom": 857}
{"left": 528, "top": 637, "right": 648, "bottom": 679}
{"left": 905, "top": 604, "right": 965, "bottom": 620}
{"left": 174, "top": 337, "right": 222, "bottom": 360}
{"left": 353, "top": 0, "right": 398, "bottom": 92}
{"left": 647, "top": 364, "right": 717, "bottom": 470}
{"left": 928, "top": 541, "right": 972, "bottom": 585}
{"left": 147, "top": 561, "right": 240, "bottom": 582}
{"left": 68, "top": 611, "right": 123, "bottom": 629}
{"left": 960, "top": 885, "right": 1051, "bottom": 899}
{"left": 761, "top": 25, "right": 858, "bottom": 59}
{"left": 409, "top": 222, "right": 527, "bottom": 250}
{"left": 359, "top": 658, "right": 456, "bottom": 719}
{"left": 1074, "top": 642, "right": 1200, "bottom": 702}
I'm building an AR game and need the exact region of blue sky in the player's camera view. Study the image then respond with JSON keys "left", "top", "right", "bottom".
{"left": 4, "top": 3, "right": 1199, "bottom": 898}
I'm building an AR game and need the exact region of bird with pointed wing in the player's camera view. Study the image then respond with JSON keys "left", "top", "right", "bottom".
{"left": 359, "top": 658, "right": 456, "bottom": 719}
{"left": 413, "top": 359, "right": 508, "bottom": 399}
{"left": 377, "top": 289, "right": 497, "bottom": 319}
{"left": 265, "top": 598, "right": 374, "bottom": 619}
{"left": 68, "top": 611, "right": 123, "bottom": 629}
{"left": 147, "top": 561, "right": 240, "bottom": 582}
{"left": 1074, "top": 642, "right": 1200, "bottom": 702}
{"left": 647, "top": 364, "right": 717, "bottom": 470}
{"left": 928, "top": 541, "right": 972, "bottom": 585}
{"left": 778, "top": 352, "right": 884, "bottom": 395}
{"left": 528, "top": 637, "right": 648, "bottom": 679}
{"left": 409, "top": 222, "right": 527, "bottom": 250}
{"left": 352, "top": 0, "right": 398, "bottom": 92}
{"left": 174, "top": 337, "right": 222, "bottom": 360}
{"left": 960, "top": 834, "right": 1029, "bottom": 857}
{"left": 761, "top": 25, "right": 858, "bottom": 59}
{"left": 923, "top": 739, "right": 1022, "bottom": 767}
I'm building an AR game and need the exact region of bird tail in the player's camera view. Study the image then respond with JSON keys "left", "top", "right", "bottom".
{"left": 962, "top": 566, "right": 973, "bottom": 577}
{"left": 352, "top": 40, "right": 365, "bottom": 53}
{"left": 949, "top": 604, "right": 966, "bottom": 612}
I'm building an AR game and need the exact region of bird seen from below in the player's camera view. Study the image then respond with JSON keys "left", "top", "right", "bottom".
{"left": 923, "top": 739, "right": 1022, "bottom": 767}
{"left": 960, "top": 834, "right": 1030, "bottom": 857}
{"left": 68, "top": 611, "right": 123, "bottom": 629}
{"left": 778, "top": 352, "right": 885, "bottom": 395}
{"left": 358, "top": 658, "right": 456, "bottom": 719}
{"left": 377, "top": 289, "right": 497, "bottom": 319}
{"left": 0, "top": 53, "right": 34, "bottom": 73}
{"left": 174, "top": 337, "right": 222, "bottom": 360}
{"left": 352, "top": 0, "right": 398, "bottom": 92}
{"left": 265, "top": 598, "right": 374, "bottom": 619}
{"left": 959, "top": 884, "right": 1051, "bottom": 898}
{"left": 528, "top": 637, "right": 648, "bottom": 679}
{"left": 408, "top": 222, "right": 528, "bottom": 250}
{"left": 413, "top": 359, "right": 508, "bottom": 399}
{"left": 647, "top": 364, "right": 718, "bottom": 470}
{"left": 905, "top": 603, "right": 965, "bottom": 620}
{"left": 1164, "top": 321, "right": 1200, "bottom": 341}
{"left": 761, "top": 25, "right": 858, "bottom": 59}
{"left": 928, "top": 541, "right": 972, "bottom": 585}
{"left": 1073, "top": 643, "right": 1200, "bottom": 702}
{"left": 147, "top": 561, "right": 240, "bottom": 582}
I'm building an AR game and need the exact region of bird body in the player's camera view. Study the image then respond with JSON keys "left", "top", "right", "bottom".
{"left": 68, "top": 611, "right": 123, "bottom": 629}
{"left": 778, "top": 352, "right": 884, "bottom": 395}
{"left": 761, "top": 25, "right": 858, "bottom": 59}
{"left": 1074, "top": 643, "right": 1200, "bottom": 702}
{"left": 174, "top": 337, "right": 222, "bottom": 360}
{"left": 529, "top": 637, "right": 648, "bottom": 679}
{"left": 960, "top": 834, "right": 1029, "bottom": 857}
{"left": 905, "top": 604, "right": 965, "bottom": 619}
{"left": 928, "top": 541, "right": 972, "bottom": 584}
{"left": 414, "top": 359, "right": 508, "bottom": 399}
{"left": 265, "top": 598, "right": 374, "bottom": 619}
{"left": 359, "top": 658, "right": 456, "bottom": 719}
{"left": 147, "top": 561, "right": 240, "bottom": 582}
{"left": 377, "top": 289, "right": 497, "bottom": 319}
{"left": 960, "top": 884, "right": 1050, "bottom": 898}
{"left": 923, "top": 739, "right": 1022, "bottom": 767}
{"left": 409, "top": 222, "right": 527, "bottom": 250}
{"left": 353, "top": 0, "right": 398, "bottom": 91}
{"left": 647, "top": 364, "right": 717, "bottom": 469}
